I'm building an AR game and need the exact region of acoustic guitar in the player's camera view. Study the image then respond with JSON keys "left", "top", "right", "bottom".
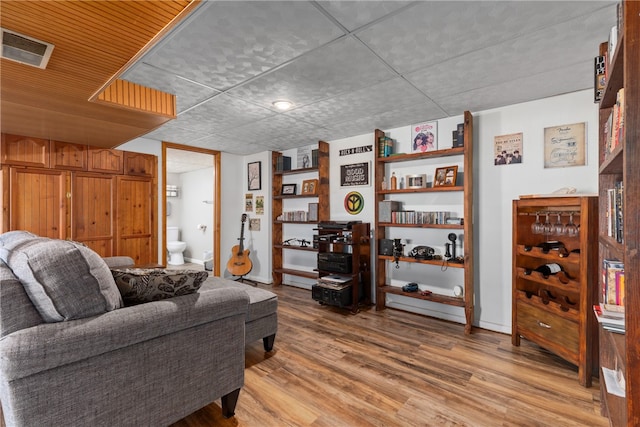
{"left": 227, "top": 213, "right": 252, "bottom": 277}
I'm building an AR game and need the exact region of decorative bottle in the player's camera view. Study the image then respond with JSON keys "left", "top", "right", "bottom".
{"left": 381, "top": 176, "right": 387, "bottom": 190}
{"left": 390, "top": 172, "right": 397, "bottom": 190}
{"left": 524, "top": 263, "right": 572, "bottom": 284}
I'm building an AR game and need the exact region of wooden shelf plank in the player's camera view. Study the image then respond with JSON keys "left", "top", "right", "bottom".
{"left": 378, "top": 255, "right": 465, "bottom": 268}
{"left": 378, "top": 222, "right": 463, "bottom": 229}
{"left": 379, "top": 285, "right": 465, "bottom": 306}
{"left": 274, "top": 268, "right": 318, "bottom": 280}
{"left": 377, "top": 147, "right": 464, "bottom": 163}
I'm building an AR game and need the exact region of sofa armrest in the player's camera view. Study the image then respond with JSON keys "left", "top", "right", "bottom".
{"left": 0, "top": 287, "right": 249, "bottom": 380}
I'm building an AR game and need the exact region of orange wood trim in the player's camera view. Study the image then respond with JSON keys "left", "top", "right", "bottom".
{"left": 95, "top": 79, "right": 176, "bottom": 118}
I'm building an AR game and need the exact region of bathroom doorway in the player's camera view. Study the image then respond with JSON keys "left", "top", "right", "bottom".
{"left": 162, "top": 142, "right": 221, "bottom": 275}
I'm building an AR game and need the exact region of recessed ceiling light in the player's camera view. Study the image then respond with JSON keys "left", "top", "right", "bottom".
{"left": 272, "top": 100, "right": 293, "bottom": 111}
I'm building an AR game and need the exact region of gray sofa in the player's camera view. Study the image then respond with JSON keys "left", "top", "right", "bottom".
{"left": 0, "top": 233, "right": 250, "bottom": 426}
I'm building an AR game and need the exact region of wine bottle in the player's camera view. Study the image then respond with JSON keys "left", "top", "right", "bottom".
{"left": 524, "top": 263, "right": 572, "bottom": 284}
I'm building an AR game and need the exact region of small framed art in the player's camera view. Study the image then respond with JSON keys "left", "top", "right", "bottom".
{"left": 281, "top": 183, "right": 297, "bottom": 195}
{"left": 247, "top": 161, "right": 261, "bottom": 190}
{"left": 301, "top": 179, "right": 318, "bottom": 195}
{"left": 434, "top": 166, "right": 458, "bottom": 187}
{"left": 406, "top": 174, "right": 427, "bottom": 189}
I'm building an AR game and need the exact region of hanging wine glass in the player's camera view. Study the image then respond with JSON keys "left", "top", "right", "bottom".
{"left": 543, "top": 212, "right": 553, "bottom": 235}
{"left": 553, "top": 213, "right": 565, "bottom": 235}
{"left": 565, "top": 212, "right": 579, "bottom": 237}
{"left": 531, "top": 212, "right": 544, "bottom": 234}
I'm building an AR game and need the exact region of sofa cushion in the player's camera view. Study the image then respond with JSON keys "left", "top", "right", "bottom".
{"left": 111, "top": 268, "right": 209, "bottom": 305}
{"left": 200, "top": 277, "right": 277, "bottom": 323}
{"left": 0, "top": 259, "right": 43, "bottom": 337}
{"left": 0, "top": 237, "right": 123, "bottom": 322}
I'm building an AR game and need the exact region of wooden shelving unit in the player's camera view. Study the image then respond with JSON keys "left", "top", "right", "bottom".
{"left": 512, "top": 196, "right": 598, "bottom": 387}
{"left": 374, "top": 111, "right": 475, "bottom": 334}
{"left": 272, "top": 141, "right": 329, "bottom": 286}
{"left": 597, "top": 1, "right": 640, "bottom": 424}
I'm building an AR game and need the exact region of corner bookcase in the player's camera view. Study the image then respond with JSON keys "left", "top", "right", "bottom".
{"left": 272, "top": 140, "right": 329, "bottom": 286}
{"left": 374, "top": 111, "right": 474, "bottom": 334}
{"left": 596, "top": 1, "right": 639, "bottom": 424}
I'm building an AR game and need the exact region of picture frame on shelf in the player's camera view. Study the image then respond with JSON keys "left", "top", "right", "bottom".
{"left": 434, "top": 166, "right": 458, "bottom": 187}
{"left": 301, "top": 179, "right": 318, "bottom": 195}
{"left": 248, "top": 161, "right": 262, "bottom": 190}
{"left": 281, "top": 183, "right": 297, "bottom": 195}
{"left": 406, "top": 174, "right": 427, "bottom": 189}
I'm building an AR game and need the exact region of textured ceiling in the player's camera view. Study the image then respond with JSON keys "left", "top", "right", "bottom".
{"left": 115, "top": 2, "right": 619, "bottom": 155}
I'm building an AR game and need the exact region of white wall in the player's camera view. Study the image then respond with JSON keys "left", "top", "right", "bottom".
{"left": 120, "top": 89, "right": 598, "bottom": 334}
{"left": 179, "top": 167, "right": 214, "bottom": 263}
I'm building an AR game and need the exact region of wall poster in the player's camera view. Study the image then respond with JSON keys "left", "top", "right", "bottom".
{"left": 544, "top": 122, "right": 586, "bottom": 168}
{"left": 494, "top": 132, "right": 523, "bottom": 165}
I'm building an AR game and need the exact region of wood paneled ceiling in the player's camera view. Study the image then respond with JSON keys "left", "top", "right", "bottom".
{"left": 0, "top": 0, "right": 198, "bottom": 148}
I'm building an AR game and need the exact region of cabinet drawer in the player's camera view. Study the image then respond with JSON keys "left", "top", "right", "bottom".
{"left": 515, "top": 292, "right": 579, "bottom": 360}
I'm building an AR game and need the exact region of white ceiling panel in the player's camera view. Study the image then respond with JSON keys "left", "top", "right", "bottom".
{"left": 121, "top": 0, "right": 617, "bottom": 155}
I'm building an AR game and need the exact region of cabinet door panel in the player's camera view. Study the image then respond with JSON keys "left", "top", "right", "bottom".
{"left": 88, "top": 148, "right": 124, "bottom": 174}
{"left": 52, "top": 140, "right": 87, "bottom": 170}
{"left": 116, "top": 176, "right": 154, "bottom": 264}
{"left": 1, "top": 134, "right": 50, "bottom": 168}
{"left": 124, "top": 151, "right": 155, "bottom": 177}
{"left": 9, "top": 167, "right": 67, "bottom": 238}
{"left": 71, "top": 173, "right": 115, "bottom": 257}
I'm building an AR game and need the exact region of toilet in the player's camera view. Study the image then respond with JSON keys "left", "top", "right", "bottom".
{"left": 166, "top": 226, "right": 187, "bottom": 265}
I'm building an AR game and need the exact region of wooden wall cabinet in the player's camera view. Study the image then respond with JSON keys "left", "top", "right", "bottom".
{"left": 597, "top": 1, "right": 639, "bottom": 424}
{"left": 374, "top": 111, "right": 474, "bottom": 334}
{"left": 512, "top": 196, "right": 598, "bottom": 387}
{"left": 1, "top": 133, "right": 157, "bottom": 265}
{"left": 272, "top": 141, "right": 329, "bottom": 286}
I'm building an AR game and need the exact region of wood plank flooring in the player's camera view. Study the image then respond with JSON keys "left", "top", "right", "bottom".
{"left": 171, "top": 284, "right": 607, "bottom": 427}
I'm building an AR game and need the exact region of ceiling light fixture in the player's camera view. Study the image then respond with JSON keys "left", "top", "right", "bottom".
{"left": 272, "top": 100, "right": 293, "bottom": 111}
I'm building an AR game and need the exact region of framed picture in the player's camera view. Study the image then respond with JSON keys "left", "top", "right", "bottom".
{"left": 301, "top": 179, "right": 318, "bottom": 195}
{"left": 411, "top": 121, "right": 438, "bottom": 153}
{"left": 406, "top": 174, "right": 427, "bottom": 188}
{"left": 434, "top": 166, "right": 458, "bottom": 187}
{"left": 247, "top": 161, "right": 261, "bottom": 190}
{"left": 281, "top": 183, "right": 297, "bottom": 195}
{"left": 494, "top": 132, "right": 523, "bottom": 166}
{"left": 544, "top": 122, "right": 586, "bottom": 168}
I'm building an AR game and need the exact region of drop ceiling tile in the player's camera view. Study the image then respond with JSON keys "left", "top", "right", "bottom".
{"left": 284, "top": 77, "right": 441, "bottom": 127}
{"left": 176, "top": 94, "right": 276, "bottom": 134}
{"left": 143, "top": 120, "right": 210, "bottom": 145}
{"left": 357, "top": 1, "right": 615, "bottom": 75}
{"left": 407, "top": 4, "right": 617, "bottom": 101}
{"left": 121, "top": 63, "right": 219, "bottom": 113}
{"left": 138, "top": 1, "right": 345, "bottom": 91}
{"left": 436, "top": 59, "right": 594, "bottom": 115}
{"left": 317, "top": 1, "right": 413, "bottom": 31}
{"left": 227, "top": 36, "right": 396, "bottom": 109}
{"left": 191, "top": 134, "right": 273, "bottom": 156}
{"left": 218, "top": 114, "right": 325, "bottom": 148}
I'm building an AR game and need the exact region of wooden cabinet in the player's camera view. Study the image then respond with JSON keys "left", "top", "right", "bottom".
{"left": 3, "top": 167, "right": 67, "bottom": 239}
{"left": 51, "top": 140, "right": 87, "bottom": 170}
{"left": 0, "top": 134, "right": 49, "bottom": 168}
{"left": 512, "top": 196, "right": 598, "bottom": 387}
{"left": 272, "top": 141, "right": 329, "bottom": 286}
{"left": 597, "top": 1, "right": 640, "bottom": 424}
{"left": 313, "top": 222, "right": 371, "bottom": 313}
{"left": 88, "top": 148, "right": 124, "bottom": 174}
{"left": 124, "top": 151, "right": 155, "bottom": 177}
{"left": 0, "top": 133, "right": 157, "bottom": 264}
{"left": 374, "top": 111, "right": 474, "bottom": 334}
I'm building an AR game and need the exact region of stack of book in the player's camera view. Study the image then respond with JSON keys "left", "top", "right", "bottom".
{"left": 593, "top": 303, "right": 624, "bottom": 333}
{"left": 603, "top": 88, "right": 625, "bottom": 160}
{"left": 276, "top": 156, "right": 291, "bottom": 171}
{"left": 606, "top": 180, "right": 624, "bottom": 243}
{"left": 596, "top": 259, "right": 625, "bottom": 333}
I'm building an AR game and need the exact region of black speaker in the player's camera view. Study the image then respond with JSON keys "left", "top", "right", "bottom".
{"left": 379, "top": 239, "right": 394, "bottom": 256}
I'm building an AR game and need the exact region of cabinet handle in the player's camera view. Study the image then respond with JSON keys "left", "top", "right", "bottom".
{"left": 537, "top": 321, "right": 551, "bottom": 329}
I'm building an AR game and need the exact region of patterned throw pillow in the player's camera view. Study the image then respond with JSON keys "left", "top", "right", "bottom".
{"left": 111, "top": 268, "right": 209, "bottom": 305}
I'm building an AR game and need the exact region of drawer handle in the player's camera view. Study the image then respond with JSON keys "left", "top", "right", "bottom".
{"left": 537, "top": 321, "right": 551, "bottom": 329}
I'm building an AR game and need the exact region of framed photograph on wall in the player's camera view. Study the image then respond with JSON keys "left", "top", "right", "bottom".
{"left": 281, "top": 183, "right": 297, "bottom": 195}
{"left": 248, "top": 161, "right": 261, "bottom": 190}
{"left": 434, "top": 166, "right": 458, "bottom": 187}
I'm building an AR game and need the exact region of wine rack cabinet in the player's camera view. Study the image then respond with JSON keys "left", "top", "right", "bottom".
{"left": 512, "top": 195, "right": 598, "bottom": 387}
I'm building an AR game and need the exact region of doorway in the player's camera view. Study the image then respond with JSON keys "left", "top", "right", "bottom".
{"left": 162, "top": 142, "right": 221, "bottom": 275}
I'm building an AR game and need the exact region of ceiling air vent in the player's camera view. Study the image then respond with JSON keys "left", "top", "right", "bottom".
{"left": 1, "top": 28, "right": 54, "bottom": 69}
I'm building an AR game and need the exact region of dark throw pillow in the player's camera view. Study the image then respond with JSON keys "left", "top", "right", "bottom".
{"left": 111, "top": 268, "right": 209, "bottom": 305}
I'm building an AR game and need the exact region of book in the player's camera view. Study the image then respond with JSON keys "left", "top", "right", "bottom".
{"left": 602, "top": 259, "right": 624, "bottom": 305}
{"left": 593, "top": 304, "right": 625, "bottom": 330}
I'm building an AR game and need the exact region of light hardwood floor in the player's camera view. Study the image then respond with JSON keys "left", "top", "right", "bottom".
{"left": 171, "top": 284, "right": 607, "bottom": 427}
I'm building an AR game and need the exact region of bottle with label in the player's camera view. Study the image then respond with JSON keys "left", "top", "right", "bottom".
{"left": 524, "top": 263, "right": 572, "bottom": 284}
{"left": 391, "top": 172, "right": 397, "bottom": 190}
{"left": 381, "top": 176, "right": 387, "bottom": 190}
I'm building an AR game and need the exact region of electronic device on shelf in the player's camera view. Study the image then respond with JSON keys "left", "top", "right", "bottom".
{"left": 317, "top": 220, "right": 362, "bottom": 230}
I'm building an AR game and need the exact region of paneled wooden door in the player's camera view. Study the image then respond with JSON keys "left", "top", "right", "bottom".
{"left": 71, "top": 172, "right": 116, "bottom": 257}
{"left": 116, "top": 175, "right": 155, "bottom": 265}
{"left": 7, "top": 167, "right": 67, "bottom": 239}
